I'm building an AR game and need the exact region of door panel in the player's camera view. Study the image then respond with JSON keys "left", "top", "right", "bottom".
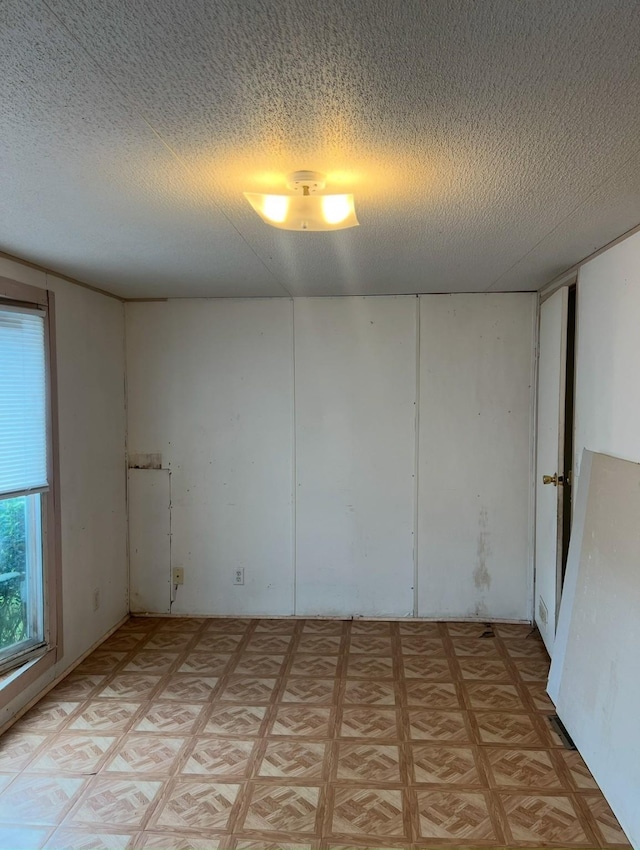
{"left": 535, "top": 287, "right": 568, "bottom": 655}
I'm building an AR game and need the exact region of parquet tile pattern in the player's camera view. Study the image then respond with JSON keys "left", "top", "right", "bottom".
{"left": 0, "top": 617, "right": 630, "bottom": 848}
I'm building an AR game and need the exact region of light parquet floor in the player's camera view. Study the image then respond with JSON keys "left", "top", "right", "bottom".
{"left": 0, "top": 617, "right": 630, "bottom": 849}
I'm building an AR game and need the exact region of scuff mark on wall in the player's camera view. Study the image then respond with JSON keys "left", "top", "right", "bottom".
{"left": 471, "top": 601, "right": 489, "bottom": 619}
{"left": 474, "top": 506, "right": 492, "bottom": 590}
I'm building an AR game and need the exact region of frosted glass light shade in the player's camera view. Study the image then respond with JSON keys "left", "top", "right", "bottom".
{"left": 244, "top": 192, "right": 358, "bottom": 231}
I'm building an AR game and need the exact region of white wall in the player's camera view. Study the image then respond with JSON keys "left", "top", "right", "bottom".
{"left": 295, "top": 297, "right": 417, "bottom": 617}
{"left": 126, "top": 294, "right": 535, "bottom": 620}
{"left": 0, "top": 258, "right": 127, "bottom": 725}
{"left": 418, "top": 294, "right": 537, "bottom": 620}
{"left": 574, "top": 230, "right": 640, "bottom": 483}
{"left": 126, "top": 300, "right": 294, "bottom": 616}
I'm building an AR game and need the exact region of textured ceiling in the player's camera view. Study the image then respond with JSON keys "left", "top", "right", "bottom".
{"left": 1, "top": 0, "right": 640, "bottom": 298}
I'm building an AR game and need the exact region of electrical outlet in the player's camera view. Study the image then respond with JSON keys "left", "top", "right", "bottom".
{"left": 92, "top": 588, "right": 100, "bottom": 612}
{"left": 233, "top": 568, "right": 244, "bottom": 586}
{"left": 172, "top": 567, "right": 184, "bottom": 585}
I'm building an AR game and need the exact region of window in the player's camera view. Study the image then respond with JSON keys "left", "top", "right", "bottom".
{"left": 0, "top": 277, "right": 60, "bottom": 688}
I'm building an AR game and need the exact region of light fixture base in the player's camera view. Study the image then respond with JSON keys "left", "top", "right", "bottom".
{"left": 286, "top": 170, "right": 326, "bottom": 193}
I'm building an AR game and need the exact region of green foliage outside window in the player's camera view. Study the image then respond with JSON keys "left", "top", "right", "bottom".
{"left": 0, "top": 497, "right": 28, "bottom": 650}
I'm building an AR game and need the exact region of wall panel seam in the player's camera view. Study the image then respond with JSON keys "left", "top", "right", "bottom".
{"left": 529, "top": 295, "right": 541, "bottom": 622}
{"left": 413, "top": 296, "right": 421, "bottom": 617}
{"left": 291, "top": 298, "right": 297, "bottom": 616}
{"left": 123, "top": 302, "right": 130, "bottom": 613}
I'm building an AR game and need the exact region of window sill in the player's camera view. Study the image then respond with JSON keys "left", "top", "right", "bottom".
{"left": 0, "top": 647, "right": 56, "bottom": 712}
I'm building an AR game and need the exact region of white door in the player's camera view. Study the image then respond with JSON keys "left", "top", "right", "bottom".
{"left": 534, "top": 287, "right": 568, "bottom": 655}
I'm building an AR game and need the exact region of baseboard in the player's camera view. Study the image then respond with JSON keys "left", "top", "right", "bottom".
{"left": 131, "top": 612, "right": 533, "bottom": 624}
{"left": 0, "top": 613, "right": 130, "bottom": 736}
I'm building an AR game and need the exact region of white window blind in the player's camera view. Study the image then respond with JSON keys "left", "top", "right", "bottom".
{"left": 0, "top": 305, "right": 48, "bottom": 497}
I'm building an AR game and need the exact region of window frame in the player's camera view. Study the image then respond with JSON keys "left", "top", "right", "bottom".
{"left": 0, "top": 275, "right": 62, "bottom": 706}
{"left": 0, "top": 492, "right": 45, "bottom": 672}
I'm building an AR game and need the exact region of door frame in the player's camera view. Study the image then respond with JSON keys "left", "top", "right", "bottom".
{"left": 534, "top": 277, "right": 577, "bottom": 639}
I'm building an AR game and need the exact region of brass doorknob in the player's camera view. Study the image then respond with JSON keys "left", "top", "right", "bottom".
{"left": 542, "top": 473, "right": 564, "bottom": 486}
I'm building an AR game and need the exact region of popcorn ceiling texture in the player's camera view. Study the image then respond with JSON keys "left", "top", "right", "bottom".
{"left": 1, "top": 0, "right": 640, "bottom": 297}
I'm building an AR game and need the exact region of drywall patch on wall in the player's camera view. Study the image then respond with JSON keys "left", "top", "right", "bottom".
{"left": 129, "top": 468, "right": 171, "bottom": 614}
{"left": 294, "top": 296, "right": 417, "bottom": 617}
{"left": 125, "top": 298, "right": 294, "bottom": 616}
{"left": 418, "top": 293, "right": 536, "bottom": 621}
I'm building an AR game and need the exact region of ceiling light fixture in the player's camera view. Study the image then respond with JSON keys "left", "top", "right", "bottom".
{"left": 244, "top": 171, "right": 359, "bottom": 231}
